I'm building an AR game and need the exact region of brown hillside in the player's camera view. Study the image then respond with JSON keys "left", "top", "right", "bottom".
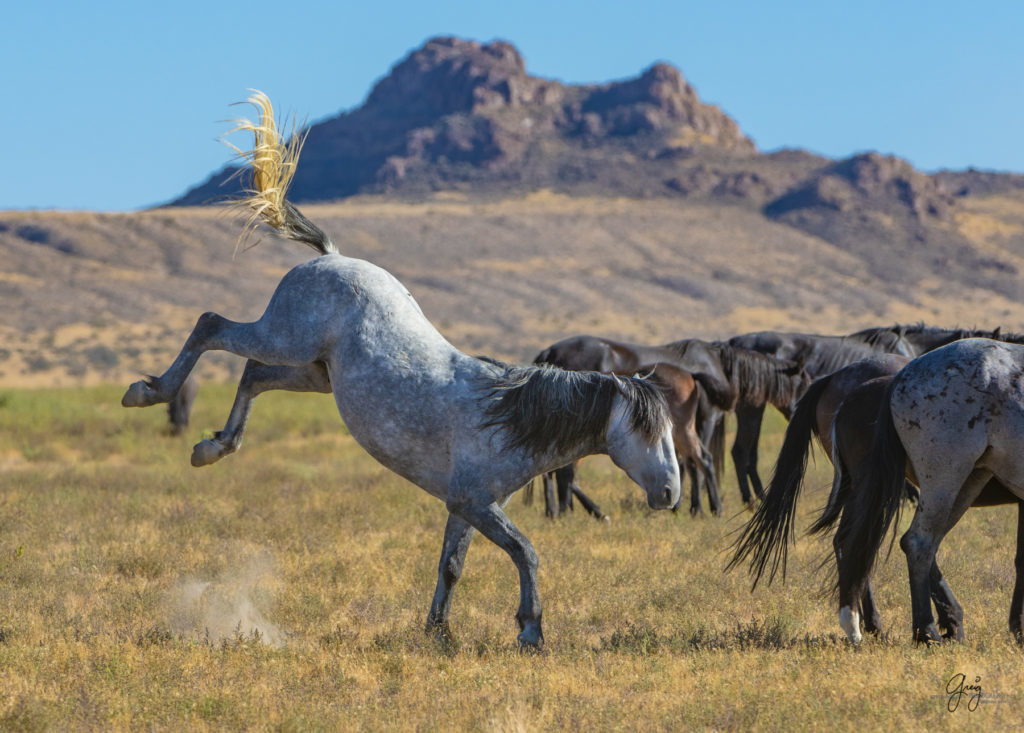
{"left": 2, "top": 189, "right": 1024, "bottom": 388}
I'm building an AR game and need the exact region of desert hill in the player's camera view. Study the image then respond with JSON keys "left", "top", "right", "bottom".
{"left": 2, "top": 37, "right": 1024, "bottom": 388}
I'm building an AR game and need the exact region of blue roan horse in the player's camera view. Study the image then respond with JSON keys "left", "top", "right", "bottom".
{"left": 835, "top": 338, "right": 1024, "bottom": 643}
{"left": 121, "top": 92, "right": 681, "bottom": 649}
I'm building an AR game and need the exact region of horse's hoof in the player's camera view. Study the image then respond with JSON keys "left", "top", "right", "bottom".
{"left": 942, "top": 627, "right": 966, "bottom": 643}
{"left": 425, "top": 619, "right": 453, "bottom": 642}
{"left": 516, "top": 620, "right": 544, "bottom": 652}
{"left": 191, "top": 439, "right": 228, "bottom": 467}
{"left": 913, "top": 625, "right": 945, "bottom": 645}
{"left": 122, "top": 380, "right": 160, "bottom": 407}
{"left": 600, "top": 515, "right": 611, "bottom": 523}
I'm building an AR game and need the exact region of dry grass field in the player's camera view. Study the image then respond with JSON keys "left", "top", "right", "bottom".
{"left": 1, "top": 384, "right": 1023, "bottom": 730}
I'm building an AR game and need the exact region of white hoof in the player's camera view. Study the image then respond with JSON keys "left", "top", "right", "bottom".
{"left": 839, "top": 606, "right": 863, "bottom": 644}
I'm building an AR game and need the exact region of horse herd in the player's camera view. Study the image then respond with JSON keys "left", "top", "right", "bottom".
{"left": 123, "top": 91, "right": 1024, "bottom": 650}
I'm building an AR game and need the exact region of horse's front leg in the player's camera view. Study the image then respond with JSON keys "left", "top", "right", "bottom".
{"left": 731, "top": 403, "right": 765, "bottom": 504}
{"left": 425, "top": 513, "right": 477, "bottom": 640}
{"left": 446, "top": 496, "right": 543, "bottom": 650}
{"left": 123, "top": 312, "right": 255, "bottom": 408}
{"left": 192, "top": 360, "right": 332, "bottom": 467}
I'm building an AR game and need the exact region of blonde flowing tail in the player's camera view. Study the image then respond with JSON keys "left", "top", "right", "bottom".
{"left": 225, "top": 90, "right": 337, "bottom": 256}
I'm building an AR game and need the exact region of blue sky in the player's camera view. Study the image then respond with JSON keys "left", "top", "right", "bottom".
{"left": 3, "top": 0, "right": 1022, "bottom": 211}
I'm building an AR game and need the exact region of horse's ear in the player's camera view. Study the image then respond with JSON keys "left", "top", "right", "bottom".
{"left": 993, "top": 326, "right": 1002, "bottom": 339}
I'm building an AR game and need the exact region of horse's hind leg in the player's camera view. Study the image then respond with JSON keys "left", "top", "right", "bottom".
{"left": 425, "top": 513, "right": 477, "bottom": 640}
{"left": 699, "top": 442, "right": 722, "bottom": 516}
{"left": 571, "top": 487, "right": 608, "bottom": 521}
{"left": 1009, "top": 502, "right": 1024, "bottom": 642}
{"left": 929, "top": 560, "right": 965, "bottom": 641}
{"left": 860, "top": 580, "right": 883, "bottom": 634}
{"left": 191, "top": 360, "right": 331, "bottom": 467}
{"left": 901, "top": 468, "right": 989, "bottom": 644}
{"left": 123, "top": 313, "right": 247, "bottom": 407}
{"left": 542, "top": 470, "right": 559, "bottom": 518}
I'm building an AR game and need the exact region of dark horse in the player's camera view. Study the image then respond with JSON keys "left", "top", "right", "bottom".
{"left": 725, "top": 327, "right": 915, "bottom": 505}
{"left": 532, "top": 335, "right": 807, "bottom": 516}
{"left": 732, "top": 345, "right": 1022, "bottom": 643}
{"left": 167, "top": 374, "right": 199, "bottom": 436}
{"left": 724, "top": 325, "right": 1006, "bottom": 506}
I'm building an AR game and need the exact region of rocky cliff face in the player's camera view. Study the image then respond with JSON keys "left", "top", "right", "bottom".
{"left": 172, "top": 37, "right": 754, "bottom": 205}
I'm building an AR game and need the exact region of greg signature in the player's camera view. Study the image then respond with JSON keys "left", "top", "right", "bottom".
{"left": 946, "top": 673, "right": 982, "bottom": 712}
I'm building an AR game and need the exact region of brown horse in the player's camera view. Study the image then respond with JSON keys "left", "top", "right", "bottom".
{"left": 730, "top": 353, "right": 1020, "bottom": 642}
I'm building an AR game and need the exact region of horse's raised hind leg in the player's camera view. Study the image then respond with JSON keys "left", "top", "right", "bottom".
{"left": 191, "top": 360, "right": 332, "bottom": 467}
{"left": 123, "top": 312, "right": 248, "bottom": 408}
{"left": 446, "top": 496, "right": 543, "bottom": 650}
{"left": 929, "top": 560, "right": 965, "bottom": 641}
{"left": 425, "top": 513, "right": 477, "bottom": 641}
{"left": 1008, "top": 502, "right": 1024, "bottom": 642}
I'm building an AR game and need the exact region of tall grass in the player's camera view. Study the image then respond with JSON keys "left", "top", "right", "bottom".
{"left": 0, "top": 386, "right": 1021, "bottom": 729}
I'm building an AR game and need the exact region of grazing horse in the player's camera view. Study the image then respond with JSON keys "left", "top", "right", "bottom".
{"left": 728, "top": 354, "right": 912, "bottom": 587}
{"left": 725, "top": 328, "right": 916, "bottom": 503}
{"left": 537, "top": 363, "right": 718, "bottom": 521}
{"left": 121, "top": 92, "right": 681, "bottom": 650}
{"left": 726, "top": 325, "right": 1012, "bottom": 505}
{"left": 835, "top": 338, "right": 1024, "bottom": 644}
{"left": 533, "top": 335, "right": 806, "bottom": 515}
{"left": 167, "top": 375, "right": 198, "bottom": 436}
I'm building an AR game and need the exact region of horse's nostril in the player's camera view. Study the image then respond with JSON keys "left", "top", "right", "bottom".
{"left": 664, "top": 487, "right": 673, "bottom": 504}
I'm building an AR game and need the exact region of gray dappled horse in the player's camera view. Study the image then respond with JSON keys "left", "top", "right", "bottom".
{"left": 121, "top": 92, "right": 681, "bottom": 649}
{"left": 834, "top": 339, "right": 1024, "bottom": 644}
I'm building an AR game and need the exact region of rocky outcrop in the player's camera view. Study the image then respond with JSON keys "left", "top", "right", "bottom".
{"left": 171, "top": 37, "right": 754, "bottom": 205}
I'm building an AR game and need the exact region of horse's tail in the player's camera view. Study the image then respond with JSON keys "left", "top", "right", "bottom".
{"left": 806, "top": 418, "right": 848, "bottom": 536}
{"left": 226, "top": 90, "right": 338, "bottom": 256}
{"left": 726, "top": 372, "right": 831, "bottom": 587}
{"left": 834, "top": 378, "right": 906, "bottom": 603}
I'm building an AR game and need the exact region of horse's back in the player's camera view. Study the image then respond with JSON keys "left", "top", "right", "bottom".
{"left": 891, "top": 339, "right": 1024, "bottom": 491}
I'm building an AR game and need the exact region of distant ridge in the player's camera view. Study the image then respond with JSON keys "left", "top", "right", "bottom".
{"left": 171, "top": 36, "right": 754, "bottom": 206}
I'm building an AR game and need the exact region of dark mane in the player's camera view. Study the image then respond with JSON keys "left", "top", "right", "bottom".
{"left": 481, "top": 364, "right": 668, "bottom": 455}
{"left": 711, "top": 344, "right": 807, "bottom": 410}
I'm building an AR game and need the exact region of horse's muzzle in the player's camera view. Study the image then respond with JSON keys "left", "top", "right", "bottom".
{"left": 647, "top": 483, "right": 680, "bottom": 510}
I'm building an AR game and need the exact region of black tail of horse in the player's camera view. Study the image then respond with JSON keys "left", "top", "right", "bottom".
{"left": 806, "top": 420, "right": 848, "bottom": 537}
{"left": 727, "top": 373, "right": 832, "bottom": 587}
{"left": 833, "top": 379, "right": 906, "bottom": 603}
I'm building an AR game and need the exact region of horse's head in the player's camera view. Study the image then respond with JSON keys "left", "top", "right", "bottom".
{"left": 605, "top": 378, "right": 681, "bottom": 510}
